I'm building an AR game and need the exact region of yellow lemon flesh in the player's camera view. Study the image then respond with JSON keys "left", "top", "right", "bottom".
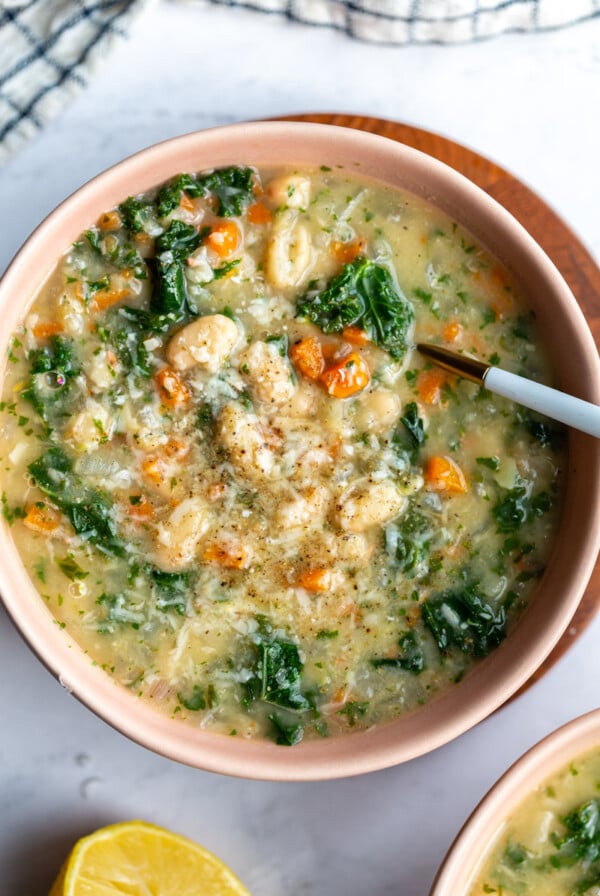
{"left": 48, "top": 820, "right": 251, "bottom": 896}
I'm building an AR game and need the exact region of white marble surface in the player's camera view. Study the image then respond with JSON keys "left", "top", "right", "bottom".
{"left": 1, "top": 5, "right": 600, "bottom": 894}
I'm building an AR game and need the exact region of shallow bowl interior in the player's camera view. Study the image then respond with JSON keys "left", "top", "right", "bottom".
{"left": 0, "top": 121, "right": 599, "bottom": 780}
{"left": 430, "top": 708, "right": 600, "bottom": 894}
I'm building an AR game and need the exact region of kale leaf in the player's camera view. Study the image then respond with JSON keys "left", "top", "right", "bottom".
{"left": 156, "top": 167, "right": 255, "bottom": 219}
{"left": 156, "top": 219, "right": 202, "bottom": 259}
{"left": 493, "top": 486, "right": 553, "bottom": 534}
{"left": 297, "top": 257, "right": 414, "bottom": 360}
{"left": 258, "top": 638, "right": 310, "bottom": 710}
{"left": 28, "top": 447, "right": 124, "bottom": 557}
{"left": 392, "top": 401, "right": 426, "bottom": 462}
{"left": 371, "top": 630, "right": 425, "bottom": 674}
{"left": 104, "top": 307, "right": 153, "bottom": 377}
{"left": 268, "top": 711, "right": 304, "bottom": 746}
{"left": 150, "top": 220, "right": 203, "bottom": 320}
{"left": 493, "top": 486, "right": 529, "bottom": 533}
{"left": 200, "top": 166, "right": 255, "bottom": 217}
{"left": 244, "top": 631, "right": 310, "bottom": 712}
{"left": 119, "top": 196, "right": 153, "bottom": 234}
{"left": 525, "top": 414, "right": 565, "bottom": 451}
{"left": 156, "top": 174, "right": 203, "bottom": 218}
{"left": 150, "top": 568, "right": 189, "bottom": 615}
{"left": 547, "top": 799, "right": 600, "bottom": 894}
{"left": 23, "top": 336, "right": 79, "bottom": 428}
{"left": 384, "top": 508, "right": 433, "bottom": 577}
{"left": 421, "top": 585, "right": 506, "bottom": 657}
{"left": 552, "top": 800, "right": 600, "bottom": 868}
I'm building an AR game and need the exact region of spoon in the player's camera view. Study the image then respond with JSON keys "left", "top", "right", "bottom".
{"left": 416, "top": 343, "right": 600, "bottom": 438}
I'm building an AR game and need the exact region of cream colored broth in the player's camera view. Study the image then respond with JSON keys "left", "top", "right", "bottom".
{"left": 0, "top": 166, "right": 564, "bottom": 744}
{"left": 469, "top": 749, "right": 600, "bottom": 896}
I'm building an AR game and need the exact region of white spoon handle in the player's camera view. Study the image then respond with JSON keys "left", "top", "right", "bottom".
{"left": 484, "top": 367, "right": 600, "bottom": 438}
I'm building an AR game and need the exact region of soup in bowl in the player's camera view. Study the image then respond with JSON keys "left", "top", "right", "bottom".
{"left": 0, "top": 122, "right": 598, "bottom": 779}
{"left": 430, "top": 709, "right": 600, "bottom": 896}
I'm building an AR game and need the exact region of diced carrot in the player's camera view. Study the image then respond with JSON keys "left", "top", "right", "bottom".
{"left": 443, "top": 321, "right": 462, "bottom": 343}
{"left": 297, "top": 568, "right": 333, "bottom": 592}
{"left": 247, "top": 201, "right": 273, "bottom": 225}
{"left": 330, "top": 237, "right": 366, "bottom": 265}
{"left": 491, "top": 289, "right": 516, "bottom": 319}
{"left": 320, "top": 352, "right": 370, "bottom": 398}
{"left": 179, "top": 193, "right": 196, "bottom": 212}
{"left": 154, "top": 368, "right": 190, "bottom": 408}
{"left": 141, "top": 457, "right": 164, "bottom": 486}
{"left": 492, "top": 265, "right": 510, "bottom": 288}
{"left": 127, "top": 494, "right": 154, "bottom": 520}
{"left": 97, "top": 210, "right": 122, "bottom": 231}
{"left": 342, "top": 326, "right": 369, "bottom": 346}
{"left": 289, "top": 336, "right": 325, "bottom": 380}
{"left": 425, "top": 456, "right": 468, "bottom": 495}
{"left": 23, "top": 503, "right": 61, "bottom": 533}
{"left": 331, "top": 688, "right": 349, "bottom": 706}
{"left": 205, "top": 220, "right": 240, "bottom": 258}
{"left": 163, "top": 438, "right": 190, "bottom": 460}
{"left": 417, "top": 368, "right": 447, "bottom": 405}
{"left": 203, "top": 540, "right": 251, "bottom": 569}
{"left": 91, "top": 288, "right": 130, "bottom": 313}
{"left": 32, "top": 321, "right": 63, "bottom": 340}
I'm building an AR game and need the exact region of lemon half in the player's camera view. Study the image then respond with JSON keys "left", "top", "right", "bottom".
{"left": 49, "top": 820, "right": 251, "bottom": 896}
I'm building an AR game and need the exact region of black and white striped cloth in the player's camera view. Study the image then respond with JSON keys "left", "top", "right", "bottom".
{"left": 1, "top": 0, "right": 599, "bottom": 164}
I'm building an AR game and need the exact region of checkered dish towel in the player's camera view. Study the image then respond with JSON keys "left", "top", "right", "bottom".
{"left": 1, "top": 0, "right": 599, "bottom": 165}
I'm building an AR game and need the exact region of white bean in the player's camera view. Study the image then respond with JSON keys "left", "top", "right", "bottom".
{"left": 218, "top": 403, "right": 275, "bottom": 482}
{"left": 265, "top": 210, "right": 312, "bottom": 290}
{"left": 154, "top": 497, "right": 209, "bottom": 571}
{"left": 265, "top": 175, "right": 311, "bottom": 209}
{"left": 240, "top": 341, "right": 295, "bottom": 406}
{"left": 166, "top": 314, "right": 239, "bottom": 372}
{"left": 276, "top": 485, "right": 331, "bottom": 530}
{"left": 87, "top": 347, "right": 119, "bottom": 391}
{"left": 67, "top": 400, "right": 113, "bottom": 453}
{"left": 337, "top": 481, "right": 406, "bottom": 532}
{"left": 356, "top": 389, "right": 402, "bottom": 432}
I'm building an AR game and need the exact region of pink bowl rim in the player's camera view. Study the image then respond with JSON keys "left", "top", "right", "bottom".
{"left": 0, "top": 120, "right": 599, "bottom": 780}
{"left": 429, "top": 707, "right": 600, "bottom": 894}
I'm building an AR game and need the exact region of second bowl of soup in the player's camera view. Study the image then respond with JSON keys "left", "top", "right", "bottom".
{"left": 0, "top": 122, "right": 598, "bottom": 779}
{"left": 431, "top": 708, "right": 600, "bottom": 896}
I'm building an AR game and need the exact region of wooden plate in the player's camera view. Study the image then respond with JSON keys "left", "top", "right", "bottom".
{"left": 282, "top": 113, "right": 600, "bottom": 694}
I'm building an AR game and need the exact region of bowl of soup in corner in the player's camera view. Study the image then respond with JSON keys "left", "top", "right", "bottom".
{"left": 430, "top": 708, "right": 600, "bottom": 896}
{"left": 0, "top": 121, "right": 599, "bottom": 780}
